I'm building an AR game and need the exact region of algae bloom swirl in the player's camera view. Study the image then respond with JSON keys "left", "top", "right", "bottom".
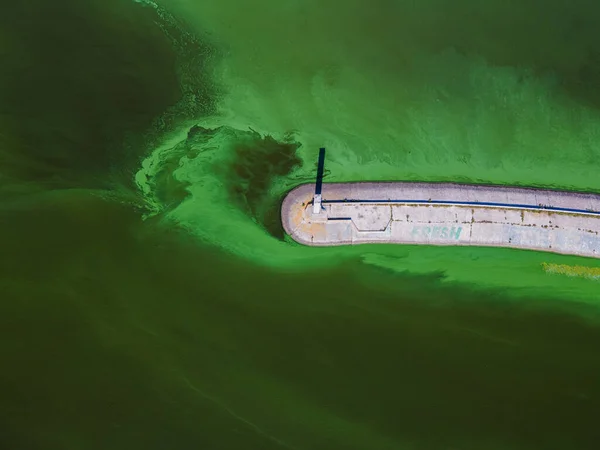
{"left": 134, "top": 0, "right": 600, "bottom": 306}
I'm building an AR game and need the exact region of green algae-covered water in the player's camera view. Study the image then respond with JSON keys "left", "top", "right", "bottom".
{"left": 2, "top": 0, "right": 600, "bottom": 449}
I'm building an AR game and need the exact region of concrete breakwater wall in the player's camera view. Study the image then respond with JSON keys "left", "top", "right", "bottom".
{"left": 280, "top": 182, "right": 600, "bottom": 258}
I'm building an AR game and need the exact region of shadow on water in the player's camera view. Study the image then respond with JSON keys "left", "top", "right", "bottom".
{"left": 228, "top": 132, "right": 302, "bottom": 239}
{"left": 141, "top": 124, "right": 305, "bottom": 239}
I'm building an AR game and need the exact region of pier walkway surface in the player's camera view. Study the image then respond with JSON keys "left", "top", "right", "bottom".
{"left": 281, "top": 182, "right": 600, "bottom": 258}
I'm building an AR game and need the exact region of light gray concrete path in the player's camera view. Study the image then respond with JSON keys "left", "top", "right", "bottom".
{"left": 281, "top": 182, "right": 600, "bottom": 258}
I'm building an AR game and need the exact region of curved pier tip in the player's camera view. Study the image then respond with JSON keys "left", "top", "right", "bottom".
{"left": 281, "top": 148, "right": 600, "bottom": 257}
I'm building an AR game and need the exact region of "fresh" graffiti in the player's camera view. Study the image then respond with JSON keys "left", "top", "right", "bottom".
{"left": 411, "top": 226, "right": 462, "bottom": 240}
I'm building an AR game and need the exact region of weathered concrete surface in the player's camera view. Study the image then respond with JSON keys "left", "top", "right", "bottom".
{"left": 281, "top": 182, "right": 600, "bottom": 258}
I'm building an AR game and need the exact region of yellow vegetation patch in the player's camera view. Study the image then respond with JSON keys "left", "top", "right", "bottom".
{"left": 542, "top": 262, "right": 600, "bottom": 280}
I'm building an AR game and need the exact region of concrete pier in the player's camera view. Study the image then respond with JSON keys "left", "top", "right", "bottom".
{"left": 281, "top": 182, "right": 600, "bottom": 258}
